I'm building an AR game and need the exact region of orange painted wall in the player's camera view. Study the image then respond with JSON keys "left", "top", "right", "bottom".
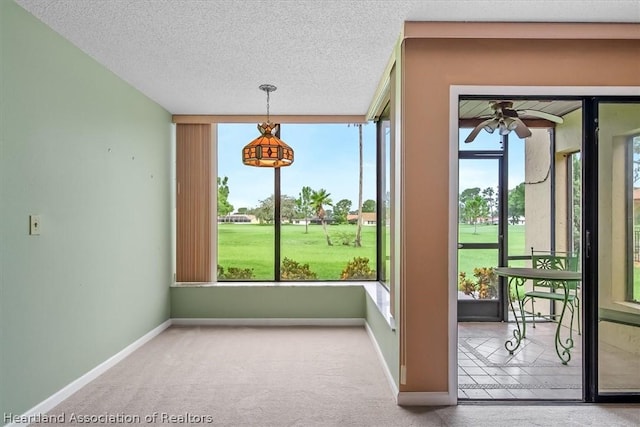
{"left": 400, "top": 35, "right": 640, "bottom": 392}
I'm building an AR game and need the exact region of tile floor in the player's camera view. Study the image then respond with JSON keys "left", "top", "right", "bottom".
{"left": 458, "top": 321, "right": 583, "bottom": 400}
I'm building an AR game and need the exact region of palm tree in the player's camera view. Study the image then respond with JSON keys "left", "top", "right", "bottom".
{"left": 311, "top": 188, "right": 333, "bottom": 246}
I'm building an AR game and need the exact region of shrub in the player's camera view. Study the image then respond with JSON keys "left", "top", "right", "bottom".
{"left": 333, "top": 231, "right": 355, "bottom": 246}
{"left": 281, "top": 257, "right": 318, "bottom": 280}
{"left": 458, "top": 267, "right": 497, "bottom": 299}
{"left": 458, "top": 271, "right": 476, "bottom": 295}
{"left": 218, "top": 265, "right": 254, "bottom": 280}
{"left": 340, "top": 257, "right": 376, "bottom": 280}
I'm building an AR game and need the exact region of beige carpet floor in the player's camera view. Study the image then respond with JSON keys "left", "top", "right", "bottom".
{"left": 33, "top": 326, "right": 639, "bottom": 426}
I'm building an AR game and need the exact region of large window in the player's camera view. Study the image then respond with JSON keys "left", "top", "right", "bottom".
{"left": 216, "top": 123, "right": 377, "bottom": 281}
{"left": 216, "top": 124, "right": 275, "bottom": 280}
{"left": 380, "top": 117, "right": 391, "bottom": 287}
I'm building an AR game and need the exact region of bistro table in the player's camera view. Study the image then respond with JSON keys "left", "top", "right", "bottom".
{"left": 494, "top": 267, "right": 582, "bottom": 365}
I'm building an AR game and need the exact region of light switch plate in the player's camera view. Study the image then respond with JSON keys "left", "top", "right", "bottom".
{"left": 29, "top": 214, "right": 41, "bottom": 235}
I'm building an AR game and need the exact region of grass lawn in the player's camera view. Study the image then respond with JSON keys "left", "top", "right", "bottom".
{"left": 218, "top": 223, "right": 377, "bottom": 280}
{"left": 634, "top": 266, "right": 640, "bottom": 302}
{"left": 218, "top": 223, "right": 524, "bottom": 281}
{"left": 460, "top": 224, "right": 640, "bottom": 301}
{"left": 458, "top": 223, "right": 527, "bottom": 275}
{"left": 219, "top": 222, "right": 640, "bottom": 299}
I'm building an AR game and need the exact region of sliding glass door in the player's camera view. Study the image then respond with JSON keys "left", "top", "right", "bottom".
{"left": 590, "top": 101, "right": 640, "bottom": 398}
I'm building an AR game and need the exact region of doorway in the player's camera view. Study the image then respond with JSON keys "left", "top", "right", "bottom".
{"left": 452, "top": 89, "right": 640, "bottom": 403}
{"left": 456, "top": 96, "right": 583, "bottom": 400}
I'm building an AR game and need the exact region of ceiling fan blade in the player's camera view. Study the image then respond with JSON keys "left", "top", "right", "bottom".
{"left": 513, "top": 118, "right": 532, "bottom": 139}
{"left": 519, "top": 109, "right": 564, "bottom": 124}
{"left": 464, "top": 118, "right": 497, "bottom": 143}
{"left": 484, "top": 120, "right": 499, "bottom": 133}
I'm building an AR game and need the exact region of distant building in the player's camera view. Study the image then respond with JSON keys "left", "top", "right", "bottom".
{"left": 347, "top": 212, "right": 377, "bottom": 226}
{"left": 291, "top": 218, "right": 314, "bottom": 225}
{"left": 218, "top": 214, "right": 258, "bottom": 224}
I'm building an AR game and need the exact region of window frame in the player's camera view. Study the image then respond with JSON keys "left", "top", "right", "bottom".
{"left": 216, "top": 122, "right": 382, "bottom": 283}
{"left": 567, "top": 151, "right": 582, "bottom": 258}
{"left": 625, "top": 134, "right": 640, "bottom": 303}
{"left": 377, "top": 106, "right": 391, "bottom": 287}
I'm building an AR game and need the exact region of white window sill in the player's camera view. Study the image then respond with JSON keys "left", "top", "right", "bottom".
{"left": 612, "top": 301, "right": 640, "bottom": 311}
{"left": 363, "top": 282, "right": 396, "bottom": 330}
{"left": 172, "top": 281, "right": 369, "bottom": 287}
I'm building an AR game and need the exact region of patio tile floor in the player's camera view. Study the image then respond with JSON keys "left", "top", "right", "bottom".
{"left": 458, "top": 321, "right": 582, "bottom": 400}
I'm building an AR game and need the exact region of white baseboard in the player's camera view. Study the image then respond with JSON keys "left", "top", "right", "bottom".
{"left": 170, "top": 317, "right": 365, "bottom": 327}
{"left": 364, "top": 322, "right": 399, "bottom": 401}
{"left": 397, "top": 391, "right": 456, "bottom": 406}
{"left": 5, "top": 320, "right": 172, "bottom": 427}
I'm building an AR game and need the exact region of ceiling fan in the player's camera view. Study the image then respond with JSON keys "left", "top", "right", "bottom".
{"left": 464, "top": 101, "right": 564, "bottom": 143}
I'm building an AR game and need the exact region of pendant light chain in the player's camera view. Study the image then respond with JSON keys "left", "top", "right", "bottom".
{"left": 266, "top": 88, "right": 270, "bottom": 122}
{"left": 259, "top": 83, "right": 276, "bottom": 123}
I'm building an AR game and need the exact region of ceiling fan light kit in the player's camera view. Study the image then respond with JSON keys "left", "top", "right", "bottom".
{"left": 464, "top": 100, "right": 564, "bottom": 143}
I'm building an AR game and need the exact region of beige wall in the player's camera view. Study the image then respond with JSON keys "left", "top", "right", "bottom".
{"left": 598, "top": 104, "right": 640, "bottom": 310}
{"left": 556, "top": 109, "right": 582, "bottom": 153}
{"left": 399, "top": 30, "right": 640, "bottom": 393}
{"left": 525, "top": 129, "right": 553, "bottom": 254}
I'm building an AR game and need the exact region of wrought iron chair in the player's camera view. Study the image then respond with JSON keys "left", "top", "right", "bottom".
{"left": 524, "top": 249, "right": 581, "bottom": 335}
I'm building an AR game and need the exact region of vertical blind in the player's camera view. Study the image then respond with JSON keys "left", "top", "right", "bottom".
{"left": 176, "top": 124, "right": 212, "bottom": 282}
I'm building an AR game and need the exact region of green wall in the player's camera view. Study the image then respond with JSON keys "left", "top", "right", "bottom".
{"left": 171, "top": 285, "right": 399, "bottom": 388}
{"left": 171, "top": 286, "right": 365, "bottom": 318}
{"left": 0, "top": 0, "right": 172, "bottom": 417}
{"left": 0, "top": 1, "right": 399, "bottom": 416}
{"left": 365, "top": 295, "right": 399, "bottom": 386}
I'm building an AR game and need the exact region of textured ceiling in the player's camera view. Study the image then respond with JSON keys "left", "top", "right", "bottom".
{"left": 15, "top": 0, "right": 640, "bottom": 116}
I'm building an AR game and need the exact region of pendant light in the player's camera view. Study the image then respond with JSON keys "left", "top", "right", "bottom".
{"left": 242, "top": 84, "right": 294, "bottom": 167}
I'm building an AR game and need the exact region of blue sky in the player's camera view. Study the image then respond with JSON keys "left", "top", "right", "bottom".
{"left": 217, "top": 123, "right": 525, "bottom": 211}
{"left": 218, "top": 123, "right": 377, "bottom": 210}
{"left": 458, "top": 129, "right": 526, "bottom": 193}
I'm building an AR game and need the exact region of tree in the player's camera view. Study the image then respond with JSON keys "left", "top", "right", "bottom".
{"left": 217, "top": 176, "right": 234, "bottom": 216}
{"left": 361, "top": 199, "right": 376, "bottom": 213}
{"left": 280, "top": 195, "right": 297, "bottom": 223}
{"left": 508, "top": 183, "right": 525, "bottom": 225}
{"left": 311, "top": 188, "right": 333, "bottom": 246}
{"left": 460, "top": 187, "right": 481, "bottom": 204}
{"left": 254, "top": 196, "right": 274, "bottom": 223}
{"left": 254, "top": 194, "right": 296, "bottom": 224}
{"left": 236, "top": 207, "right": 248, "bottom": 215}
{"left": 333, "top": 199, "right": 352, "bottom": 225}
{"left": 463, "top": 195, "right": 489, "bottom": 234}
{"left": 295, "top": 186, "right": 314, "bottom": 233}
{"left": 459, "top": 187, "right": 481, "bottom": 223}
{"left": 482, "top": 186, "right": 496, "bottom": 222}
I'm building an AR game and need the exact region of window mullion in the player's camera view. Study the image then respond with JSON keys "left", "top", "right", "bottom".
{"left": 274, "top": 124, "right": 282, "bottom": 281}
